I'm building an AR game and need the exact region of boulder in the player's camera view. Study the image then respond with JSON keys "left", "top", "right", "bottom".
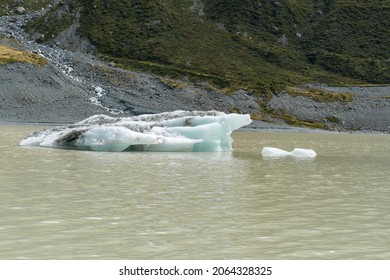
{"left": 15, "top": 7, "right": 26, "bottom": 15}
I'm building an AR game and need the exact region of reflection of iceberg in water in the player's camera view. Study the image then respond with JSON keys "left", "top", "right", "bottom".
{"left": 262, "top": 147, "right": 317, "bottom": 158}
{"left": 20, "top": 111, "right": 251, "bottom": 152}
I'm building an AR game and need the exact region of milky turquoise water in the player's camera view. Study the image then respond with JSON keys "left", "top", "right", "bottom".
{"left": 1, "top": 125, "right": 389, "bottom": 259}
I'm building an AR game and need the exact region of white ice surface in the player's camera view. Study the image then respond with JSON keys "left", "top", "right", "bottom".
{"left": 261, "top": 147, "right": 317, "bottom": 158}
{"left": 20, "top": 111, "right": 252, "bottom": 152}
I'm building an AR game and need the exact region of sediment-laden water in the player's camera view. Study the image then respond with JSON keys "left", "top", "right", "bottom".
{"left": 1, "top": 125, "right": 389, "bottom": 259}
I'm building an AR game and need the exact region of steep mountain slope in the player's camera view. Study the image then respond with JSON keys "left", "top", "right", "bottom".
{"left": 21, "top": 0, "right": 388, "bottom": 94}
{"left": 302, "top": 0, "right": 390, "bottom": 83}
{"left": 2, "top": 0, "right": 389, "bottom": 92}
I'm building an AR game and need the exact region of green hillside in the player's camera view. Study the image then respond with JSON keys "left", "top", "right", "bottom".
{"left": 302, "top": 0, "right": 390, "bottom": 83}
{"left": 3, "top": 0, "right": 389, "bottom": 92}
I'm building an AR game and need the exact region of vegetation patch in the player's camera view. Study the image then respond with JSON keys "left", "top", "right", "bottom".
{"left": 0, "top": 44, "right": 47, "bottom": 66}
{"left": 272, "top": 109, "right": 328, "bottom": 130}
{"left": 325, "top": 116, "right": 341, "bottom": 124}
{"left": 302, "top": 1, "right": 389, "bottom": 84}
{"left": 285, "top": 86, "right": 353, "bottom": 104}
{"left": 159, "top": 77, "right": 187, "bottom": 90}
{"left": 228, "top": 107, "right": 243, "bottom": 114}
{"left": 258, "top": 97, "right": 328, "bottom": 129}
{"left": 249, "top": 113, "right": 263, "bottom": 121}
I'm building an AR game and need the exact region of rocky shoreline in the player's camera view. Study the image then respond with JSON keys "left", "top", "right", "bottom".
{"left": 0, "top": 10, "right": 389, "bottom": 133}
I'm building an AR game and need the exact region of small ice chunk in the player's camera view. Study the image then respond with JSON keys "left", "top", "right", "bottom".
{"left": 262, "top": 147, "right": 316, "bottom": 158}
{"left": 261, "top": 147, "right": 291, "bottom": 157}
{"left": 291, "top": 148, "right": 317, "bottom": 158}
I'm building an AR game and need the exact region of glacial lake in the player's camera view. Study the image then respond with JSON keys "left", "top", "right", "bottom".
{"left": 1, "top": 124, "right": 389, "bottom": 259}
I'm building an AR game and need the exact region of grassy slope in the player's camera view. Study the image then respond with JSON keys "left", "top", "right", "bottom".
{"left": 7, "top": 0, "right": 390, "bottom": 93}
{"left": 0, "top": 44, "right": 47, "bottom": 65}
{"left": 73, "top": 0, "right": 350, "bottom": 93}
{"left": 0, "top": 0, "right": 49, "bottom": 66}
{"left": 302, "top": 0, "right": 390, "bottom": 84}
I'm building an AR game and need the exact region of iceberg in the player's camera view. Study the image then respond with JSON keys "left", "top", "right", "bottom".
{"left": 20, "top": 111, "right": 252, "bottom": 152}
{"left": 261, "top": 147, "right": 317, "bottom": 158}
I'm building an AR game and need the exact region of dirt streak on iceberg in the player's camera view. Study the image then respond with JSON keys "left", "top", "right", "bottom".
{"left": 20, "top": 111, "right": 252, "bottom": 152}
